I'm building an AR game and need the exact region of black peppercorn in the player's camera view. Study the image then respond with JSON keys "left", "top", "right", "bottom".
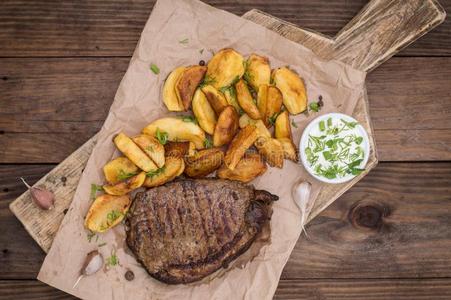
{"left": 199, "top": 60, "right": 205, "bottom": 66}
{"left": 125, "top": 270, "right": 135, "bottom": 281}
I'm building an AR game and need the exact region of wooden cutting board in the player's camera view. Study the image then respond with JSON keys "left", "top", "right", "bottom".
{"left": 10, "top": 0, "right": 445, "bottom": 253}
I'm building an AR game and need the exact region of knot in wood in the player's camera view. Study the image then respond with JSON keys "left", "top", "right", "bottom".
{"left": 349, "top": 201, "right": 389, "bottom": 230}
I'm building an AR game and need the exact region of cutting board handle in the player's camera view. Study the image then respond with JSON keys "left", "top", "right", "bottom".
{"left": 329, "top": 0, "right": 445, "bottom": 72}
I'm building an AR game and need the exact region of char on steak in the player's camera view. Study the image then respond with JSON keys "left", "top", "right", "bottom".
{"left": 125, "top": 179, "right": 278, "bottom": 284}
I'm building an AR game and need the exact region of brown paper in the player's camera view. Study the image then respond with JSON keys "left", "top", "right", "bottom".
{"left": 38, "top": 0, "right": 366, "bottom": 299}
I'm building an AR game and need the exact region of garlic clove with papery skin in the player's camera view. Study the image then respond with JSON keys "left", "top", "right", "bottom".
{"left": 73, "top": 250, "right": 104, "bottom": 288}
{"left": 20, "top": 177, "right": 55, "bottom": 210}
{"left": 292, "top": 180, "right": 312, "bottom": 236}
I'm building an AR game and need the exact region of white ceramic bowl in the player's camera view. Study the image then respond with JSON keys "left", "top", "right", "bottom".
{"left": 299, "top": 113, "right": 370, "bottom": 184}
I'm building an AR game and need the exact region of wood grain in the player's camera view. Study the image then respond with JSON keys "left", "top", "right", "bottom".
{"left": 3, "top": 162, "right": 451, "bottom": 279}
{"left": 0, "top": 0, "right": 449, "bottom": 57}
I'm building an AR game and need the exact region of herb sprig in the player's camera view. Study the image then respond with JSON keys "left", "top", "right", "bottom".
{"left": 155, "top": 128, "right": 168, "bottom": 145}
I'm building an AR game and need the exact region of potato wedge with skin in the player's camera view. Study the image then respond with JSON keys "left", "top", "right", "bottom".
{"left": 239, "top": 113, "right": 271, "bottom": 138}
{"left": 255, "top": 136, "right": 284, "bottom": 168}
{"left": 84, "top": 194, "right": 131, "bottom": 233}
{"left": 184, "top": 148, "right": 224, "bottom": 178}
{"left": 265, "top": 86, "right": 283, "bottom": 124}
{"left": 245, "top": 54, "right": 271, "bottom": 91}
{"left": 201, "top": 85, "right": 228, "bottom": 115}
{"left": 206, "top": 48, "right": 245, "bottom": 89}
{"left": 103, "top": 156, "right": 139, "bottom": 185}
{"left": 164, "top": 141, "right": 196, "bottom": 158}
{"left": 163, "top": 66, "right": 186, "bottom": 111}
{"left": 114, "top": 133, "right": 158, "bottom": 172}
{"left": 235, "top": 79, "right": 261, "bottom": 119}
{"left": 142, "top": 117, "right": 206, "bottom": 149}
{"left": 224, "top": 125, "right": 258, "bottom": 170}
{"left": 213, "top": 105, "right": 239, "bottom": 147}
{"left": 275, "top": 110, "right": 292, "bottom": 139}
{"left": 175, "top": 65, "right": 207, "bottom": 110}
{"left": 192, "top": 89, "right": 217, "bottom": 135}
{"left": 103, "top": 171, "right": 146, "bottom": 196}
{"left": 143, "top": 157, "right": 184, "bottom": 188}
{"left": 278, "top": 138, "right": 298, "bottom": 162}
{"left": 257, "top": 84, "right": 268, "bottom": 123}
{"left": 217, "top": 153, "right": 267, "bottom": 183}
{"left": 223, "top": 88, "right": 242, "bottom": 114}
{"left": 132, "top": 134, "right": 165, "bottom": 168}
{"left": 272, "top": 67, "right": 307, "bottom": 114}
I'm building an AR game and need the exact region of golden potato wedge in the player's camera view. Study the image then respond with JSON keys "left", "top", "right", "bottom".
{"left": 224, "top": 125, "right": 258, "bottom": 170}
{"left": 164, "top": 141, "right": 196, "bottom": 158}
{"left": 272, "top": 67, "right": 307, "bottom": 114}
{"left": 278, "top": 138, "right": 298, "bottom": 162}
{"left": 132, "top": 134, "right": 165, "bottom": 168}
{"left": 163, "top": 66, "right": 186, "bottom": 111}
{"left": 266, "top": 86, "right": 283, "bottom": 124}
{"left": 257, "top": 84, "right": 268, "bottom": 123}
{"left": 142, "top": 117, "right": 206, "bottom": 149}
{"left": 175, "top": 65, "right": 207, "bottom": 110}
{"left": 103, "top": 156, "right": 139, "bottom": 185}
{"left": 245, "top": 54, "right": 271, "bottom": 91}
{"left": 114, "top": 133, "right": 158, "bottom": 172}
{"left": 239, "top": 113, "right": 271, "bottom": 138}
{"left": 103, "top": 171, "right": 146, "bottom": 196}
{"left": 184, "top": 148, "right": 224, "bottom": 178}
{"left": 275, "top": 110, "right": 292, "bottom": 139}
{"left": 192, "top": 89, "right": 217, "bottom": 135}
{"left": 255, "top": 136, "right": 284, "bottom": 168}
{"left": 213, "top": 105, "right": 239, "bottom": 147}
{"left": 143, "top": 156, "right": 184, "bottom": 188}
{"left": 235, "top": 79, "right": 261, "bottom": 119}
{"left": 84, "top": 194, "right": 131, "bottom": 233}
{"left": 223, "top": 88, "right": 242, "bottom": 113}
{"left": 201, "top": 85, "right": 228, "bottom": 115}
{"left": 206, "top": 48, "right": 245, "bottom": 89}
{"left": 217, "top": 153, "right": 267, "bottom": 183}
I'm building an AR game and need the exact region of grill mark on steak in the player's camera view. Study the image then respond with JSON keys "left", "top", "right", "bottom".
{"left": 126, "top": 179, "right": 278, "bottom": 284}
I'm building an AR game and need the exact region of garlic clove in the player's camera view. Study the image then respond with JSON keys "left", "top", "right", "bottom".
{"left": 20, "top": 177, "right": 55, "bottom": 210}
{"left": 73, "top": 250, "right": 104, "bottom": 289}
{"left": 292, "top": 180, "right": 312, "bottom": 236}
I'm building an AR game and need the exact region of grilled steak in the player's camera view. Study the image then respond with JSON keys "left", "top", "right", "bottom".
{"left": 125, "top": 179, "right": 278, "bottom": 284}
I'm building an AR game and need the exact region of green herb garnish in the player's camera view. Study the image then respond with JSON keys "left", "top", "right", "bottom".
{"left": 200, "top": 75, "right": 216, "bottom": 87}
{"left": 291, "top": 119, "right": 298, "bottom": 128}
{"left": 98, "top": 242, "right": 107, "bottom": 247}
{"left": 87, "top": 230, "right": 96, "bottom": 243}
{"left": 146, "top": 166, "right": 166, "bottom": 178}
{"left": 179, "top": 115, "right": 198, "bottom": 124}
{"left": 107, "top": 210, "right": 123, "bottom": 224}
{"left": 309, "top": 101, "right": 321, "bottom": 112}
{"left": 204, "top": 138, "right": 213, "bottom": 149}
{"left": 150, "top": 63, "right": 160, "bottom": 75}
{"left": 199, "top": 49, "right": 204, "bottom": 54}
{"left": 155, "top": 128, "right": 168, "bottom": 145}
{"left": 268, "top": 112, "right": 282, "bottom": 126}
{"left": 90, "top": 184, "right": 103, "bottom": 200}
{"left": 117, "top": 170, "right": 137, "bottom": 181}
{"left": 319, "top": 120, "right": 325, "bottom": 131}
{"left": 179, "top": 38, "right": 189, "bottom": 44}
{"left": 106, "top": 250, "right": 119, "bottom": 267}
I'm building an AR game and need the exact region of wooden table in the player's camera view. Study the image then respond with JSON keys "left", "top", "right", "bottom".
{"left": 0, "top": 1, "right": 450, "bottom": 299}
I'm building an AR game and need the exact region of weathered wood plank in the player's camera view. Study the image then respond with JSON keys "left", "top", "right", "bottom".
{"left": 2, "top": 162, "right": 451, "bottom": 279}
{"left": 0, "top": 0, "right": 449, "bottom": 57}
{"left": 2, "top": 278, "right": 451, "bottom": 300}
{"left": 1, "top": 57, "right": 450, "bottom": 162}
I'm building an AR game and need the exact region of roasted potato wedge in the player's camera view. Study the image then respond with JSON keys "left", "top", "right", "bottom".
{"left": 255, "top": 136, "right": 284, "bottom": 168}
{"left": 239, "top": 113, "right": 271, "bottom": 138}
{"left": 142, "top": 117, "right": 206, "bottom": 149}
{"left": 163, "top": 66, "right": 186, "bottom": 111}
{"left": 272, "top": 67, "right": 307, "bottom": 114}
{"left": 223, "top": 87, "right": 242, "bottom": 114}
{"left": 132, "top": 134, "right": 165, "bottom": 168}
{"left": 275, "top": 110, "right": 292, "bottom": 139}
{"left": 192, "top": 89, "right": 217, "bottom": 135}
{"left": 206, "top": 48, "right": 245, "bottom": 89}
{"left": 84, "top": 194, "right": 131, "bottom": 233}
{"left": 224, "top": 125, "right": 258, "bottom": 170}
{"left": 278, "top": 138, "right": 298, "bottom": 162}
{"left": 217, "top": 153, "right": 267, "bottom": 183}
{"left": 201, "top": 85, "right": 228, "bottom": 115}
{"left": 235, "top": 79, "right": 261, "bottom": 119}
{"left": 175, "top": 65, "right": 207, "bottom": 110}
{"left": 164, "top": 141, "right": 196, "bottom": 158}
{"left": 143, "top": 156, "right": 184, "bottom": 188}
{"left": 245, "top": 54, "right": 271, "bottom": 91}
{"left": 103, "top": 156, "right": 139, "bottom": 185}
{"left": 114, "top": 133, "right": 158, "bottom": 172}
{"left": 184, "top": 148, "right": 224, "bottom": 178}
{"left": 266, "top": 86, "right": 283, "bottom": 124}
{"left": 213, "top": 105, "right": 239, "bottom": 147}
{"left": 257, "top": 84, "right": 268, "bottom": 122}
{"left": 103, "top": 171, "right": 146, "bottom": 196}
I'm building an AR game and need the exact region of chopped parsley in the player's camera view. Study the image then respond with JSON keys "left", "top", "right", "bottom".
{"left": 200, "top": 75, "right": 216, "bottom": 87}
{"left": 155, "top": 128, "right": 168, "bottom": 145}
{"left": 98, "top": 242, "right": 107, "bottom": 247}
{"left": 179, "top": 115, "right": 198, "bottom": 124}
{"left": 291, "top": 119, "right": 298, "bottom": 128}
{"left": 90, "top": 184, "right": 103, "bottom": 200}
{"left": 178, "top": 38, "right": 189, "bottom": 44}
{"left": 309, "top": 102, "right": 321, "bottom": 112}
{"left": 146, "top": 166, "right": 166, "bottom": 178}
{"left": 117, "top": 170, "right": 136, "bottom": 181}
{"left": 150, "top": 63, "right": 160, "bottom": 75}
{"left": 268, "top": 111, "right": 282, "bottom": 126}
{"left": 107, "top": 210, "right": 123, "bottom": 224}
{"left": 203, "top": 138, "right": 213, "bottom": 149}
{"left": 86, "top": 230, "right": 97, "bottom": 243}
{"left": 106, "top": 250, "right": 119, "bottom": 267}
